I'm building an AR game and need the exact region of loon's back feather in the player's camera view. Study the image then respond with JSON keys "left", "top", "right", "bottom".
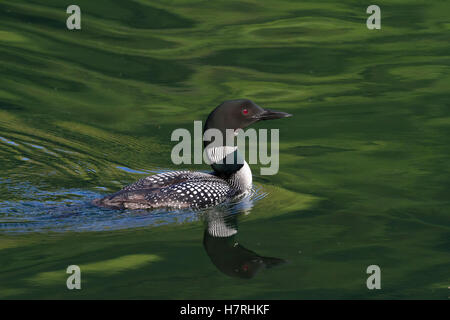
{"left": 93, "top": 171, "right": 235, "bottom": 210}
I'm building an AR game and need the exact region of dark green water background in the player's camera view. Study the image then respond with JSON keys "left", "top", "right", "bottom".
{"left": 0, "top": 0, "right": 449, "bottom": 299}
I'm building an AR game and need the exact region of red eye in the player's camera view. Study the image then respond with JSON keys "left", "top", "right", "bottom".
{"left": 242, "top": 109, "right": 249, "bottom": 115}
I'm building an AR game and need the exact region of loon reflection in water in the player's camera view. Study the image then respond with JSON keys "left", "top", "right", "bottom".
{"left": 202, "top": 195, "right": 285, "bottom": 279}
{"left": 93, "top": 99, "right": 292, "bottom": 210}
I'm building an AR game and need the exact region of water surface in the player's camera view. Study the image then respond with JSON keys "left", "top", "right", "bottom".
{"left": 0, "top": 0, "right": 449, "bottom": 299}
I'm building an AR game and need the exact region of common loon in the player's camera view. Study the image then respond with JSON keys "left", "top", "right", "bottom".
{"left": 93, "top": 99, "right": 292, "bottom": 210}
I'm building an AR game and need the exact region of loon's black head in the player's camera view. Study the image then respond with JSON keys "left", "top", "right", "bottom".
{"left": 203, "top": 99, "right": 292, "bottom": 138}
{"left": 203, "top": 99, "right": 292, "bottom": 175}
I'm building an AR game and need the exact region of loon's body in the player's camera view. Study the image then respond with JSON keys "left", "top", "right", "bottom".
{"left": 93, "top": 99, "right": 291, "bottom": 210}
{"left": 94, "top": 166, "right": 250, "bottom": 210}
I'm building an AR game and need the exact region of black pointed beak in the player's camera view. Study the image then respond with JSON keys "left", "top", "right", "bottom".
{"left": 255, "top": 109, "right": 293, "bottom": 120}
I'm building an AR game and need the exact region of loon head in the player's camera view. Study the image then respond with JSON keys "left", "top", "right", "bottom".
{"left": 203, "top": 99, "right": 292, "bottom": 176}
{"left": 203, "top": 99, "right": 292, "bottom": 141}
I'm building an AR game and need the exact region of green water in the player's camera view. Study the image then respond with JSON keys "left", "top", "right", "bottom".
{"left": 0, "top": 0, "right": 449, "bottom": 299}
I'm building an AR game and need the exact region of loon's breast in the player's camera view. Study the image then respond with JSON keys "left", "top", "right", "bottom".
{"left": 93, "top": 171, "right": 245, "bottom": 210}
